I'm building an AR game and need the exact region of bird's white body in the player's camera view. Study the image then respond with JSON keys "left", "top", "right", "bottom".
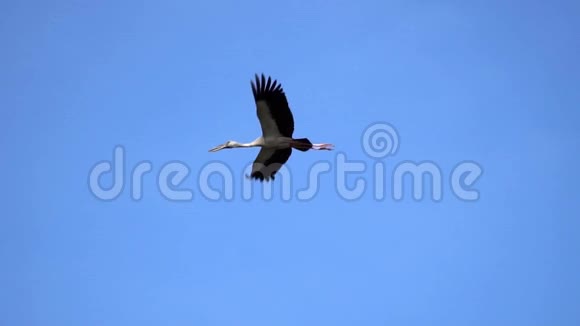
{"left": 261, "top": 136, "right": 294, "bottom": 149}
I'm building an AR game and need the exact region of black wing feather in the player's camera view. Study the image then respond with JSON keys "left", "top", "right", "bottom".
{"left": 251, "top": 73, "right": 294, "bottom": 137}
{"left": 250, "top": 148, "right": 292, "bottom": 182}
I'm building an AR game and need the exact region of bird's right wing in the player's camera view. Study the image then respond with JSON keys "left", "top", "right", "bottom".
{"left": 249, "top": 147, "right": 292, "bottom": 182}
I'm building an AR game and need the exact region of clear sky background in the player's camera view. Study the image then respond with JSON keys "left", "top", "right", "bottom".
{"left": 1, "top": 0, "right": 579, "bottom": 325}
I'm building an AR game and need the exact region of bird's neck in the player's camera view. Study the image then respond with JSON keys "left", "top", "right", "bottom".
{"left": 230, "top": 137, "right": 263, "bottom": 148}
{"left": 234, "top": 141, "right": 258, "bottom": 148}
{"left": 247, "top": 137, "right": 265, "bottom": 147}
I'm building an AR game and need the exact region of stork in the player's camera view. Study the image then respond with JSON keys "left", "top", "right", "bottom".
{"left": 208, "top": 74, "right": 334, "bottom": 182}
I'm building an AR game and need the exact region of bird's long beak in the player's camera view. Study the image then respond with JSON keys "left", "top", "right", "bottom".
{"left": 208, "top": 143, "right": 227, "bottom": 152}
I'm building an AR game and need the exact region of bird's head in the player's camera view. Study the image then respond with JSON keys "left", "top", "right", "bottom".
{"left": 208, "top": 140, "right": 240, "bottom": 152}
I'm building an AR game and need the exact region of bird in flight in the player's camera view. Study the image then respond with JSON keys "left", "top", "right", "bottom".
{"left": 209, "top": 74, "right": 333, "bottom": 182}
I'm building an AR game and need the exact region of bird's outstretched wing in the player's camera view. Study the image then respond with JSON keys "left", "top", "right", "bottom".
{"left": 249, "top": 147, "right": 292, "bottom": 182}
{"left": 251, "top": 74, "right": 294, "bottom": 138}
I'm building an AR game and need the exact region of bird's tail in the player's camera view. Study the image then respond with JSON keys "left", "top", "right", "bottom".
{"left": 292, "top": 138, "right": 312, "bottom": 152}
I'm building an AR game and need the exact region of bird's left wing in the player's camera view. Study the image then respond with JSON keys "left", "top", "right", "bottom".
{"left": 251, "top": 74, "right": 295, "bottom": 138}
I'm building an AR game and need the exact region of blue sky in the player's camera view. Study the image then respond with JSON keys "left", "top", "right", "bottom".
{"left": 1, "top": 0, "right": 579, "bottom": 325}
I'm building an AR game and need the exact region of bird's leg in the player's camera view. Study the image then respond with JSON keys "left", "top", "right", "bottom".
{"left": 288, "top": 140, "right": 334, "bottom": 151}
{"left": 311, "top": 143, "right": 334, "bottom": 150}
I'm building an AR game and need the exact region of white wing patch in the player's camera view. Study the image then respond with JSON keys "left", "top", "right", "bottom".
{"left": 256, "top": 100, "right": 282, "bottom": 139}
